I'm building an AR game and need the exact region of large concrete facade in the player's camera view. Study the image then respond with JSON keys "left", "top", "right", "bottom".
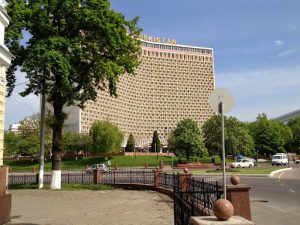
{"left": 273, "top": 109, "right": 300, "bottom": 124}
{"left": 64, "top": 36, "right": 215, "bottom": 146}
{"left": 0, "top": 4, "right": 12, "bottom": 165}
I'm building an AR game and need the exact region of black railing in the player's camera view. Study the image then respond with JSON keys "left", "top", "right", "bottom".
{"left": 8, "top": 170, "right": 224, "bottom": 225}
{"left": 101, "top": 170, "right": 154, "bottom": 185}
{"left": 186, "top": 177, "right": 223, "bottom": 213}
{"left": 159, "top": 173, "right": 175, "bottom": 189}
{"left": 8, "top": 172, "right": 93, "bottom": 185}
{"left": 173, "top": 176, "right": 223, "bottom": 225}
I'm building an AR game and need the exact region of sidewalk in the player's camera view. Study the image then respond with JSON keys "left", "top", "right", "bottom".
{"left": 7, "top": 189, "right": 173, "bottom": 225}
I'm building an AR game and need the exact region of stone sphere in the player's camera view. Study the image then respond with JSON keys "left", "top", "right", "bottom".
{"left": 183, "top": 168, "right": 189, "bottom": 173}
{"left": 230, "top": 175, "right": 240, "bottom": 185}
{"left": 213, "top": 199, "right": 234, "bottom": 221}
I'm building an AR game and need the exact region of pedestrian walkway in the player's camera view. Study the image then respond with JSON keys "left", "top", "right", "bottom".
{"left": 7, "top": 189, "right": 173, "bottom": 225}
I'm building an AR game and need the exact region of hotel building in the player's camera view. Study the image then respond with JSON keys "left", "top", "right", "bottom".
{"left": 0, "top": 3, "right": 12, "bottom": 165}
{"left": 63, "top": 35, "right": 215, "bottom": 147}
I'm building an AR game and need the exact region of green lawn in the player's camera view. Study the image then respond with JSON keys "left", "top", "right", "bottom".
{"left": 197, "top": 166, "right": 289, "bottom": 175}
{"left": 4, "top": 155, "right": 178, "bottom": 172}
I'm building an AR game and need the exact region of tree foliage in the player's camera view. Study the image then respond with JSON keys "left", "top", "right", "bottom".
{"left": 89, "top": 121, "right": 124, "bottom": 153}
{"left": 168, "top": 118, "right": 207, "bottom": 161}
{"left": 125, "top": 133, "right": 135, "bottom": 152}
{"left": 287, "top": 117, "right": 300, "bottom": 154}
{"left": 202, "top": 115, "right": 254, "bottom": 157}
{"left": 62, "top": 132, "right": 92, "bottom": 154}
{"left": 4, "top": 131, "right": 20, "bottom": 156}
{"left": 150, "top": 130, "right": 161, "bottom": 152}
{"left": 4, "top": 131, "right": 40, "bottom": 156}
{"left": 5, "top": 0, "right": 141, "bottom": 178}
{"left": 248, "top": 114, "right": 285, "bottom": 156}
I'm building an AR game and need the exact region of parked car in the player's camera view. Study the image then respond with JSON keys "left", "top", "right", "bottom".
{"left": 230, "top": 159, "right": 254, "bottom": 168}
{"left": 85, "top": 164, "right": 110, "bottom": 174}
{"left": 271, "top": 153, "right": 288, "bottom": 166}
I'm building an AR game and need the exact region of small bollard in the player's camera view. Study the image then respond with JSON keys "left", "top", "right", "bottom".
{"left": 114, "top": 164, "right": 118, "bottom": 170}
{"left": 32, "top": 167, "right": 36, "bottom": 173}
{"left": 159, "top": 160, "right": 164, "bottom": 169}
{"left": 144, "top": 162, "right": 148, "bottom": 169}
{"left": 86, "top": 165, "right": 89, "bottom": 169}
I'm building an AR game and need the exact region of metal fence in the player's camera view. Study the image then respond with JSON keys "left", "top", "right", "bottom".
{"left": 9, "top": 170, "right": 224, "bottom": 225}
{"left": 159, "top": 173, "right": 175, "bottom": 189}
{"left": 173, "top": 176, "right": 223, "bottom": 225}
{"left": 101, "top": 170, "right": 154, "bottom": 185}
{"left": 186, "top": 177, "right": 223, "bottom": 212}
{"left": 9, "top": 172, "right": 93, "bottom": 185}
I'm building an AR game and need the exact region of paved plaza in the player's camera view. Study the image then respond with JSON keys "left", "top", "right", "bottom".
{"left": 7, "top": 189, "right": 173, "bottom": 225}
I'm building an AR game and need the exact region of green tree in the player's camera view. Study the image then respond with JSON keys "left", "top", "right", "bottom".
{"left": 125, "top": 133, "right": 135, "bottom": 152}
{"left": 62, "top": 132, "right": 92, "bottom": 156}
{"left": 5, "top": 0, "right": 141, "bottom": 189}
{"left": 150, "top": 131, "right": 161, "bottom": 153}
{"left": 202, "top": 115, "right": 254, "bottom": 157}
{"left": 4, "top": 131, "right": 20, "bottom": 156}
{"left": 17, "top": 135, "right": 40, "bottom": 156}
{"left": 89, "top": 121, "right": 123, "bottom": 153}
{"left": 273, "top": 121, "right": 293, "bottom": 152}
{"left": 248, "top": 114, "right": 285, "bottom": 156}
{"left": 287, "top": 117, "right": 300, "bottom": 154}
{"left": 168, "top": 118, "right": 207, "bottom": 162}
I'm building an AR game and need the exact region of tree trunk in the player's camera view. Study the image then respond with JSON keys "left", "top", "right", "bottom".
{"left": 50, "top": 98, "right": 65, "bottom": 190}
{"left": 186, "top": 146, "right": 190, "bottom": 163}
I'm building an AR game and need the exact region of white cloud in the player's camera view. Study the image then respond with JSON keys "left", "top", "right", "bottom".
{"left": 277, "top": 49, "right": 297, "bottom": 57}
{"left": 216, "top": 66, "right": 300, "bottom": 121}
{"left": 274, "top": 40, "right": 284, "bottom": 47}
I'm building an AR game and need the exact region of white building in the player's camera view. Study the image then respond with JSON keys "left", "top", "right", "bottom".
{"left": 0, "top": 2, "right": 12, "bottom": 165}
{"left": 8, "top": 123, "right": 21, "bottom": 133}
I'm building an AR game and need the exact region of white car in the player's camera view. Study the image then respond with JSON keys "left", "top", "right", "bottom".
{"left": 85, "top": 164, "right": 110, "bottom": 174}
{"left": 271, "top": 153, "right": 288, "bottom": 166}
{"left": 230, "top": 159, "right": 254, "bottom": 168}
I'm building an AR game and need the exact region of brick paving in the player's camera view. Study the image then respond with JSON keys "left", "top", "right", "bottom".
{"left": 7, "top": 189, "right": 173, "bottom": 225}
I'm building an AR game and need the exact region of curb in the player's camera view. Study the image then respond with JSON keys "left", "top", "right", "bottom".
{"left": 268, "top": 167, "right": 292, "bottom": 177}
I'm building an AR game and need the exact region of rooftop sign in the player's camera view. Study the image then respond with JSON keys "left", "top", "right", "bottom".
{"left": 139, "top": 34, "right": 177, "bottom": 45}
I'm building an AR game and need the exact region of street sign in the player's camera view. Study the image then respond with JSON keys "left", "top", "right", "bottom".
{"left": 208, "top": 88, "right": 234, "bottom": 199}
{"left": 209, "top": 88, "right": 234, "bottom": 114}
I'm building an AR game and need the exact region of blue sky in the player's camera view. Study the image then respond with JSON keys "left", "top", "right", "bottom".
{"left": 5, "top": 0, "right": 300, "bottom": 129}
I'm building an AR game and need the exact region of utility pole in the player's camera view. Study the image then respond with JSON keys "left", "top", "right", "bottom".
{"left": 38, "top": 87, "right": 46, "bottom": 188}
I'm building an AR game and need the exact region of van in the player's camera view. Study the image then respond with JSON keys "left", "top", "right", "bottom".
{"left": 271, "top": 153, "right": 288, "bottom": 166}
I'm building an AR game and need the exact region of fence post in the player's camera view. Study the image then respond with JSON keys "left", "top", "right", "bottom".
{"left": 227, "top": 176, "right": 252, "bottom": 220}
{"left": 36, "top": 173, "right": 39, "bottom": 185}
{"left": 159, "top": 160, "right": 164, "bottom": 169}
{"left": 179, "top": 168, "right": 191, "bottom": 192}
{"left": 153, "top": 168, "right": 162, "bottom": 188}
{"left": 93, "top": 169, "right": 100, "bottom": 184}
{"left": 0, "top": 166, "right": 11, "bottom": 225}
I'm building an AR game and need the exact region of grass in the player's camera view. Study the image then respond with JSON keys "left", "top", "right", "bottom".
{"left": 4, "top": 155, "right": 178, "bottom": 172}
{"left": 9, "top": 183, "right": 114, "bottom": 191}
{"left": 197, "top": 166, "right": 290, "bottom": 175}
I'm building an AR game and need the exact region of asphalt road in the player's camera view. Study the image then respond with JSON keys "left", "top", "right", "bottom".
{"left": 241, "top": 164, "right": 300, "bottom": 225}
